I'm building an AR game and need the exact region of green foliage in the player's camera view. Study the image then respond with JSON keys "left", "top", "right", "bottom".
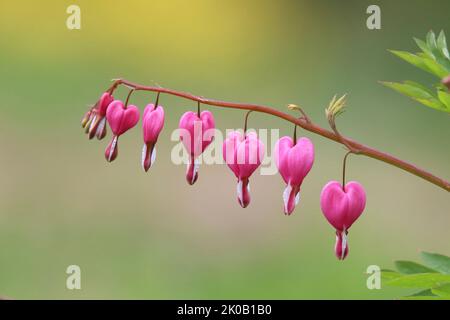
{"left": 421, "top": 252, "right": 450, "bottom": 274}
{"left": 394, "top": 261, "right": 437, "bottom": 274}
{"left": 382, "top": 251, "right": 450, "bottom": 300}
{"left": 382, "top": 30, "right": 450, "bottom": 113}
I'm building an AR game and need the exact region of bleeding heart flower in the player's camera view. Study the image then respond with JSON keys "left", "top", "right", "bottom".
{"left": 222, "top": 131, "right": 265, "bottom": 208}
{"left": 179, "top": 110, "right": 215, "bottom": 185}
{"left": 141, "top": 103, "right": 165, "bottom": 171}
{"left": 104, "top": 100, "right": 140, "bottom": 162}
{"left": 88, "top": 92, "right": 114, "bottom": 140}
{"left": 81, "top": 108, "right": 94, "bottom": 131}
{"left": 274, "top": 136, "right": 314, "bottom": 215}
{"left": 320, "top": 181, "right": 366, "bottom": 260}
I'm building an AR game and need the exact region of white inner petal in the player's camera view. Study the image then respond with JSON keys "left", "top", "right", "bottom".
{"left": 295, "top": 191, "right": 300, "bottom": 206}
{"left": 109, "top": 136, "right": 117, "bottom": 161}
{"left": 96, "top": 117, "right": 106, "bottom": 135}
{"left": 191, "top": 158, "right": 200, "bottom": 184}
{"left": 141, "top": 144, "right": 147, "bottom": 170}
{"left": 341, "top": 229, "right": 348, "bottom": 260}
{"left": 150, "top": 146, "right": 157, "bottom": 166}
{"left": 282, "top": 183, "right": 292, "bottom": 211}
{"left": 89, "top": 115, "right": 97, "bottom": 131}
{"left": 237, "top": 180, "right": 243, "bottom": 204}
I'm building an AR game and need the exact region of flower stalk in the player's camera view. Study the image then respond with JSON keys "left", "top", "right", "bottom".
{"left": 102, "top": 78, "right": 449, "bottom": 192}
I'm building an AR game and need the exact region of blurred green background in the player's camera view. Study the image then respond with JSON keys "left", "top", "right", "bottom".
{"left": 0, "top": 0, "right": 449, "bottom": 299}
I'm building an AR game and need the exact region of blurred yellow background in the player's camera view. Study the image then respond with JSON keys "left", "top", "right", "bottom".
{"left": 0, "top": 0, "right": 448, "bottom": 299}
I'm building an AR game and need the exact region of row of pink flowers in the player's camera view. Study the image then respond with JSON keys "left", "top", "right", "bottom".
{"left": 82, "top": 92, "right": 367, "bottom": 260}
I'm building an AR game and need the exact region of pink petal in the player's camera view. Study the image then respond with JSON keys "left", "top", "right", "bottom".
{"left": 287, "top": 137, "right": 314, "bottom": 186}
{"left": 143, "top": 105, "right": 165, "bottom": 143}
{"left": 106, "top": 101, "right": 140, "bottom": 136}
{"left": 222, "top": 131, "right": 243, "bottom": 178}
{"left": 320, "top": 180, "right": 366, "bottom": 231}
{"left": 274, "top": 136, "right": 293, "bottom": 184}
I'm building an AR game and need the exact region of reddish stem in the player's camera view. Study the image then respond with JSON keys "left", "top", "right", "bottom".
{"left": 108, "top": 78, "right": 450, "bottom": 192}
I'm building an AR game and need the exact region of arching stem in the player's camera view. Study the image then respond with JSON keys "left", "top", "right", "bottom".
{"left": 100, "top": 78, "right": 450, "bottom": 192}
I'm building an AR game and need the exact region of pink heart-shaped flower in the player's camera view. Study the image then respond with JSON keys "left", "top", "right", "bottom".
{"left": 106, "top": 100, "right": 140, "bottom": 136}
{"left": 320, "top": 180, "right": 366, "bottom": 260}
{"left": 179, "top": 111, "right": 215, "bottom": 157}
{"left": 274, "top": 136, "right": 314, "bottom": 215}
{"left": 143, "top": 104, "right": 165, "bottom": 144}
{"left": 141, "top": 104, "right": 165, "bottom": 171}
{"left": 104, "top": 100, "right": 140, "bottom": 163}
{"left": 320, "top": 181, "right": 366, "bottom": 231}
{"left": 87, "top": 92, "right": 114, "bottom": 140}
{"left": 222, "top": 131, "right": 265, "bottom": 208}
{"left": 178, "top": 110, "right": 215, "bottom": 185}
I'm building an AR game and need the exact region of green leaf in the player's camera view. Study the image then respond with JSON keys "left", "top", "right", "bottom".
{"left": 400, "top": 295, "right": 447, "bottom": 300}
{"left": 421, "top": 252, "right": 450, "bottom": 274}
{"left": 389, "top": 50, "right": 435, "bottom": 75}
{"left": 437, "top": 90, "right": 450, "bottom": 110}
{"left": 416, "top": 33, "right": 450, "bottom": 72}
{"left": 432, "top": 283, "right": 450, "bottom": 298}
{"left": 414, "top": 37, "right": 434, "bottom": 59}
{"left": 407, "top": 289, "right": 435, "bottom": 297}
{"left": 422, "top": 57, "right": 450, "bottom": 78}
{"left": 381, "top": 81, "right": 448, "bottom": 112}
{"left": 400, "top": 288, "right": 445, "bottom": 300}
{"left": 437, "top": 30, "right": 450, "bottom": 59}
{"left": 395, "top": 261, "right": 437, "bottom": 274}
{"left": 415, "top": 97, "right": 448, "bottom": 112}
{"left": 386, "top": 273, "right": 450, "bottom": 288}
{"left": 381, "top": 81, "right": 434, "bottom": 99}
{"left": 426, "top": 30, "right": 438, "bottom": 52}
{"left": 381, "top": 269, "right": 402, "bottom": 282}
{"left": 404, "top": 80, "right": 435, "bottom": 96}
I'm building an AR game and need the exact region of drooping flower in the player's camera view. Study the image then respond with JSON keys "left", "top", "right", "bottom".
{"left": 104, "top": 100, "right": 140, "bottom": 162}
{"left": 179, "top": 110, "right": 215, "bottom": 185}
{"left": 87, "top": 92, "right": 114, "bottom": 140}
{"left": 320, "top": 181, "right": 366, "bottom": 260}
{"left": 81, "top": 108, "right": 94, "bottom": 131}
{"left": 141, "top": 103, "right": 165, "bottom": 171}
{"left": 274, "top": 136, "right": 314, "bottom": 215}
{"left": 222, "top": 131, "right": 265, "bottom": 208}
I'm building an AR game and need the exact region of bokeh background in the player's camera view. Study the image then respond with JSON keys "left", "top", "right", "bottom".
{"left": 0, "top": 0, "right": 449, "bottom": 299}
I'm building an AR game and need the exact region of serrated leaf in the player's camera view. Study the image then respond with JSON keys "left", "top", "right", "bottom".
{"left": 386, "top": 273, "right": 450, "bottom": 288}
{"left": 432, "top": 283, "right": 450, "bottom": 298}
{"left": 389, "top": 50, "right": 435, "bottom": 75}
{"left": 395, "top": 261, "right": 437, "bottom": 274}
{"left": 437, "top": 30, "right": 450, "bottom": 59}
{"left": 421, "top": 252, "right": 450, "bottom": 274}
{"left": 437, "top": 90, "right": 450, "bottom": 110}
